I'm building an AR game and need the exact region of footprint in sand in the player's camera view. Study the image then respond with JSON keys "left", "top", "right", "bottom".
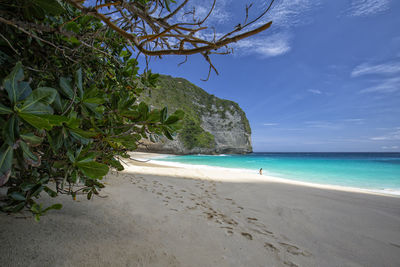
{"left": 241, "top": 232, "right": 253, "bottom": 240}
{"left": 279, "top": 242, "right": 312, "bottom": 257}
{"left": 284, "top": 260, "right": 298, "bottom": 267}
{"left": 264, "top": 242, "right": 279, "bottom": 252}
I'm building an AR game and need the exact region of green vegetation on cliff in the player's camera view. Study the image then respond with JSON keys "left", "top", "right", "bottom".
{"left": 142, "top": 75, "right": 251, "bottom": 150}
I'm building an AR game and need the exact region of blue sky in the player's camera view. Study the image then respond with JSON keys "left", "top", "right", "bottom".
{"left": 139, "top": 0, "right": 400, "bottom": 152}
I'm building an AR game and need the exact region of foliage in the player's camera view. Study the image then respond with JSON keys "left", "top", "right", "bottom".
{"left": 0, "top": 0, "right": 266, "bottom": 219}
{"left": 0, "top": 0, "right": 183, "bottom": 219}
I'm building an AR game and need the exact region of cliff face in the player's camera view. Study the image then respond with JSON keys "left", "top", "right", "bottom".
{"left": 139, "top": 75, "right": 252, "bottom": 154}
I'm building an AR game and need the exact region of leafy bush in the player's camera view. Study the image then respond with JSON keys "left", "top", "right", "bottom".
{"left": 0, "top": 0, "right": 183, "bottom": 220}
{"left": 0, "top": 61, "right": 183, "bottom": 220}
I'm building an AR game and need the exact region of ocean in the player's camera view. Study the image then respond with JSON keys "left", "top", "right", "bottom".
{"left": 156, "top": 153, "right": 400, "bottom": 195}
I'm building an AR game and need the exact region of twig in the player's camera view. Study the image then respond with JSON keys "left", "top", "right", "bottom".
{"left": 0, "top": 32, "right": 20, "bottom": 55}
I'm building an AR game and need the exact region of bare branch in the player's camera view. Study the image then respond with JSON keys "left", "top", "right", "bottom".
{"left": 62, "top": 0, "right": 275, "bottom": 78}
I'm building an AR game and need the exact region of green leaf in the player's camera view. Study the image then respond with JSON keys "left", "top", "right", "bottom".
{"left": 120, "top": 110, "right": 140, "bottom": 120}
{"left": 17, "top": 82, "right": 32, "bottom": 101}
{"left": 43, "top": 187, "right": 57, "bottom": 198}
{"left": 20, "top": 87, "right": 58, "bottom": 112}
{"left": 83, "top": 98, "right": 104, "bottom": 104}
{"left": 69, "top": 128, "right": 98, "bottom": 138}
{"left": 164, "top": 115, "right": 179, "bottom": 125}
{"left": 53, "top": 160, "right": 66, "bottom": 169}
{"left": 3, "top": 61, "right": 24, "bottom": 104}
{"left": 77, "top": 152, "right": 96, "bottom": 163}
{"left": 138, "top": 102, "right": 149, "bottom": 120}
{"left": 48, "top": 130, "right": 64, "bottom": 152}
{"left": 20, "top": 133, "right": 44, "bottom": 146}
{"left": 76, "top": 161, "right": 109, "bottom": 179}
{"left": 65, "top": 21, "right": 81, "bottom": 34}
{"left": 19, "top": 113, "right": 52, "bottom": 130}
{"left": 109, "top": 158, "right": 124, "bottom": 171}
{"left": 2, "top": 115, "right": 19, "bottom": 146}
{"left": 0, "top": 103, "right": 12, "bottom": 114}
{"left": 52, "top": 93, "right": 64, "bottom": 113}
{"left": 32, "top": 0, "right": 65, "bottom": 15}
{"left": 147, "top": 110, "right": 161, "bottom": 123}
{"left": 12, "top": 202, "right": 25, "bottom": 213}
{"left": 172, "top": 109, "right": 184, "bottom": 120}
{"left": 65, "top": 117, "right": 80, "bottom": 129}
{"left": 20, "top": 141, "right": 41, "bottom": 167}
{"left": 109, "top": 136, "right": 138, "bottom": 150}
{"left": 43, "top": 203, "right": 62, "bottom": 213}
{"left": 59, "top": 77, "right": 74, "bottom": 99}
{"left": 160, "top": 107, "right": 168, "bottom": 123}
{"left": 20, "top": 182, "right": 36, "bottom": 192}
{"left": 9, "top": 191, "right": 26, "bottom": 201}
{"left": 162, "top": 127, "right": 173, "bottom": 140}
{"left": 21, "top": 102, "right": 53, "bottom": 115}
{"left": 31, "top": 203, "right": 41, "bottom": 214}
{"left": 0, "top": 144, "right": 13, "bottom": 186}
{"left": 37, "top": 114, "right": 69, "bottom": 126}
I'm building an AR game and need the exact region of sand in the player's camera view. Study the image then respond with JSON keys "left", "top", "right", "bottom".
{"left": 1, "top": 152, "right": 400, "bottom": 267}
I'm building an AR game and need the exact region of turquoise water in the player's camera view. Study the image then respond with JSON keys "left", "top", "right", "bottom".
{"left": 157, "top": 153, "right": 400, "bottom": 193}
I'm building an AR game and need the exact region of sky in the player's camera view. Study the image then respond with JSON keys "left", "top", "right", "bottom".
{"left": 138, "top": 0, "right": 400, "bottom": 152}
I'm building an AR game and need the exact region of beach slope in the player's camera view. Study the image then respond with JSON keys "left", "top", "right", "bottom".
{"left": 1, "top": 154, "right": 400, "bottom": 266}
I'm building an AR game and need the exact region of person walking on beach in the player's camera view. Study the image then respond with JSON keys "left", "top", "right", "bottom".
{"left": 259, "top": 168, "right": 263, "bottom": 175}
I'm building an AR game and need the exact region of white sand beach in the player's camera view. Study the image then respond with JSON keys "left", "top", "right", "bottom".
{"left": 1, "top": 152, "right": 400, "bottom": 267}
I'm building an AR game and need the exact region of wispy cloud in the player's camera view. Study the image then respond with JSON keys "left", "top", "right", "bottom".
{"left": 193, "top": 1, "right": 231, "bottom": 24}
{"left": 346, "top": 0, "right": 391, "bottom": 17}
{"left": 351, "top": 62, "right": 400, "bottom": 77}
{"left": 382, "top": 145, "right": 399, "bottom": 150}
{"left": 307, "top": 89, "right": 322, "bottom": 95}
{"left": 370, "top": 129, "right": 400, "bottom": 140}
{"left": 263, "top": 123, "right": 279, "bottom": 126}
{"left": 266, "top": 0, "right": 321, "bottom": 28}
{"left": 305, "top": 121, "right": 341, "bottom": 129}
{"left": 359, "top": 77, "right": 400, "bottom": 94}
{"left": 234, "top": 33, "right": 291, "bottom": 57}
{"left": 351, "top": 61, "right": 400, "bottom": 94}
{"left": 233, "top": 0, "right": 321, "bottom": 58}
{"left": 342, "top": 118, "right": 365, "bottom": 124}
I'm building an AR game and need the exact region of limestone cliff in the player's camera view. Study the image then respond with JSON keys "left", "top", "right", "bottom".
{"left": 139, "top": 75, "right": 252, "bottom": 154}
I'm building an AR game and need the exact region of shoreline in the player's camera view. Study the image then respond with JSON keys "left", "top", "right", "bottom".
{"left": 130, "top": 152, "right": 400, "bottom": 198}
{"left": 1, "top": 152, "right": 400, "bottom": 266}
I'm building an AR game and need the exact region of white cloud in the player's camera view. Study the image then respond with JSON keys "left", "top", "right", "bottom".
{"left": 307, "top": 89, "right": 322, "bottom": 94}
{"left": 370, "top": 129, "right": 400, "bottom": 141}
{"left": 263, "top": 123, "right": 278, "bottom": 126}
{"left": 347, "top": 0, "right": 391, "bottom": 17}
{"left": 231, "top": 0, "right": 321, "bottom": 58}
{"left": 305, "top": 121, "right": 341, "bottom": 129}
{"left": 343, "top": 118, "right": 365, "bottom": 124}
{"left": 351, "top": 62, "right": 400, "bottom": 77}
{"left": 172, "top": 0, "right": 232, "bottom": 26}
{"left": 234, "top": 32, "right": 291, "bottom": 57}
{"left": 265, "top": 0, "right": 321, "bottom": 28}
{"left": 359, "top": 77, "right": 400, "bottom": 94}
